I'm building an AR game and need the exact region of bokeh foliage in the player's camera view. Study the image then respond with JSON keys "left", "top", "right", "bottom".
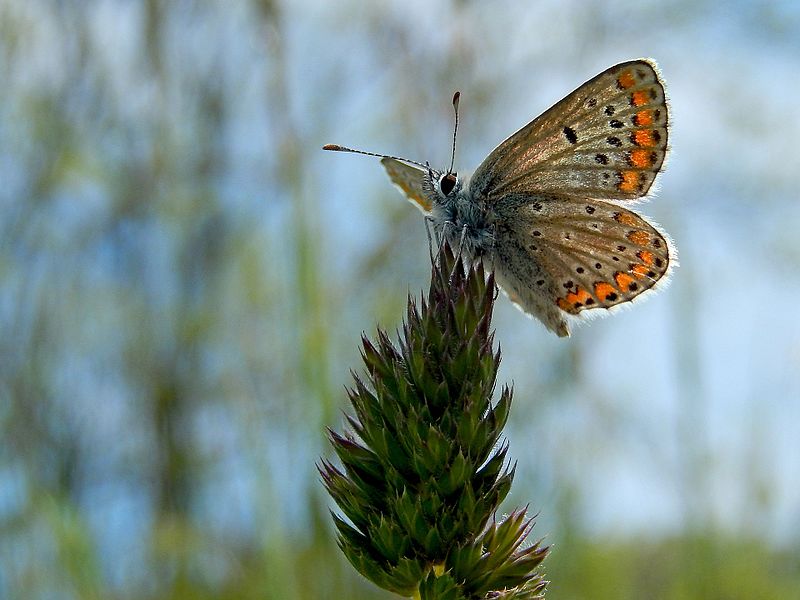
{"left": 1, "top": 1, "right": 798, "bottom": 599}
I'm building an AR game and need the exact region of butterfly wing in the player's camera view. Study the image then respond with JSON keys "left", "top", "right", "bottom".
{"left": 490, "top": 195, "right": 673, "bottom": 337}
{"left": 381, "top": 157, "right": 433, "bottom": 215}
{"left": 470, "top": 60, "right": 668, "bottom": 202}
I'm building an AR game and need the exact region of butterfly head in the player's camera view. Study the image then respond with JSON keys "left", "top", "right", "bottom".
{"left": 435, "top": 171, "right": 460, "bottom": 198}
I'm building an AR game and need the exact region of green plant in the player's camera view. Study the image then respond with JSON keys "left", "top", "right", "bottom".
{"left": 321, "top": 244, "right": 548, "bottom": 599}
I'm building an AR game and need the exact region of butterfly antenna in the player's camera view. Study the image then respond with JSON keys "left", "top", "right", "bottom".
{"left": 322, "top": 144, "right": 428, "bottom": 170}
{"left": 448, "top": 91, "right": 460, "bottom": 174}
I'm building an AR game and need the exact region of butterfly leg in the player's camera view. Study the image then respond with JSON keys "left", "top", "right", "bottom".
{"left": 423, "top": 216, "right": 437, "bottom": 265}
{"left": 444, "top": 224, "right": 471, "bottom": 286}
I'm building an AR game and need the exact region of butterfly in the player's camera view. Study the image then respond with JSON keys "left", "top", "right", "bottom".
{"left": 324, "top": 59, "right": 675, "bottom": 337}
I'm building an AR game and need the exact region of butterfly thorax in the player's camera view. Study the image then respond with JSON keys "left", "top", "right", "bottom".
{"left": 426, "top": 170, "right": 494, "bottom": 258}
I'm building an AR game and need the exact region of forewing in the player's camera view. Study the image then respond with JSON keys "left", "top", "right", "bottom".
{"left": 491, "top": 194, "right": 673, "bottom": 336}
{"left": 381, "top": 157, "right": 432, "bottom": 215}
{"left": 470, "top": 60, "right": 668, "bottom": 202}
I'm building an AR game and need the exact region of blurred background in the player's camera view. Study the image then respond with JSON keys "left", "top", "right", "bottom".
{"left": 1, "top": 1, "right": 799, "bottom": 598}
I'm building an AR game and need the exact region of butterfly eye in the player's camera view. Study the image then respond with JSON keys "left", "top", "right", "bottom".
{"left": 440, "top": 172, "right": 457, "bottom": 196}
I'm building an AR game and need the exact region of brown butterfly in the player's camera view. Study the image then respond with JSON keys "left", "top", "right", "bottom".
{"left": 325, "top": 59, "right": 675, "bottom": 337}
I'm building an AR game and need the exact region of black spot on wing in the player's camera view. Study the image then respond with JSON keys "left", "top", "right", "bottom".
{"left": 563, "top": 126, "right": 578, "bottom": 144}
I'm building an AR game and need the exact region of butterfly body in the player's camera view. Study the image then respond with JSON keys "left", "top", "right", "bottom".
{"left": 328, "top": 59, "right": 675, "bottom": 337}
{"left": 420, "top": 168, "right": 495, "bottom": 260}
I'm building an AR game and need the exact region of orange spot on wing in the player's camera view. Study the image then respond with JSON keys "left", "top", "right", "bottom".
{"left": 573, "top": 287, "right": 593, "bottom": 305}
{"left": 633, "top": 129, "right": 657, "bottom": 147}
{"left": 631, "top": 264, "right": 650, "bottom": 278}
{"left": 637, "top": 250, "right": 654, "bottom": 265}
{"left": 558, "top": 286, "right": 593, "bottom": 312}
{"left": 614, "top": 272, "right": 635, "bottom": 290}
{"left": 618, "top": 171, "right": 639, "bottom": 193}
{"left": 614, "top": 211, "right": 639, "bottom": 226}
{"left": 630, "top": 149, "right": 653, "bottom": 168}
{"left": 617, "top": 70, "right": 636, "bottom": 89}
{"left": 627, "top": 230, "right": 650, "bottom": 245}
{"left": 631, "top": 90, "right": 649, "bottom": 106}
{"left": 593, "top": 282, "right": 617, "bottom": 301}
{"left": 634, "top": 109, "right": 653, "bottom": 126}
